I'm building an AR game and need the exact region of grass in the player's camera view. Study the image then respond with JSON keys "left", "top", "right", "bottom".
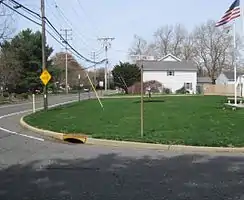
{"left": 25, "top": 95, "right": 244, "bottom": 147}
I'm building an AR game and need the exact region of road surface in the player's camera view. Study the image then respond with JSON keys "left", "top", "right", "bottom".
{"left": 0, "top": 94, "right": 244, "bottom": 200}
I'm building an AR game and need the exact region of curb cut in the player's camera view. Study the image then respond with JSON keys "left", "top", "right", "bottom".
{"left": 20, "top": 116, "right": 244, "bottom": 153}
{"left": 20, "top": 116, "right": 87, "bottom": 143}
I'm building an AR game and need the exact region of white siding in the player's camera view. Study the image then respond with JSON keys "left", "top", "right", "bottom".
{"left": 143, "top": 70, "right": 197, "bottom": 93}
{"left": 216, "top": 73, "right": 229, "bottom": 85}
{"left": 216, "top": 73, "right": 243, "bottom": 85}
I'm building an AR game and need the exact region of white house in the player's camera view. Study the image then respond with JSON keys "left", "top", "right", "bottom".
{"left": 216, "top": 71, "right": 244, "bottom": 97}
{"left": 216, "top": 71, "right": 244, "bottom": 85}
{"left": 142, "top": 54, "right": 198, "bottom": 93}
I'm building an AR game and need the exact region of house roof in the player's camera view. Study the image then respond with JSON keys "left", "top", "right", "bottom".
{"left": 222, "top": 71, "right": 244, "bottom": 80}
{"left": 142, "top": 60, "right": 197, "bottom": 71}
{"left": 158, "top": 54, "right": 182, "bottom": 62}
{"left": 197, "top": 77, "right": 212, "bottom": 83}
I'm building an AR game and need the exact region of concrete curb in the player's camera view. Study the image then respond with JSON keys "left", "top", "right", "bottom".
{"left": 87, "top": 138, "right": 244, "bottom": 153}
{"left": 20, "top": 116, "right": 244, "bottom": 153}
{"left": 101, "top": 94, "right": 199, "bottom": 99}
{"left": 20, "top": 116, "right": 87, "bottom": 143}
{"left": 20, "top": 116, "right": 64, "bottom": 140}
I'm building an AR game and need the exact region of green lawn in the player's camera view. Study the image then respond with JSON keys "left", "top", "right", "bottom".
{"left": 25, "top": 96, "right": 244, "bottom": 147}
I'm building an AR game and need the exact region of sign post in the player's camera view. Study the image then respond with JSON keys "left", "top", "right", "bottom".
{"left": 78, "top": 74, "right": 81, "bottom": 102}
{"left": 140, "top": 64, "right": 144, "bottom": 138}
{"left": 40, "top": 69, "right": 52, "bottom": 110}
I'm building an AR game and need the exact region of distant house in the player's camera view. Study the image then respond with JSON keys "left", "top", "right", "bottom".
{"left": 142, "top": 54, "right": 198, "bottom": 93}
{"left": 197, "top": 77, "right": 212, "bottom": 85}
{"left": 196, "top": 76, "right": 212, "bottom": 94}
{"left": 216, "top": 71, "right": 244, "bottom": 85}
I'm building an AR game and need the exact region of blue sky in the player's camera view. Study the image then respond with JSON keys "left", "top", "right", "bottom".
{"left": 13, "top": 0, "right": 244, "bottom": 69}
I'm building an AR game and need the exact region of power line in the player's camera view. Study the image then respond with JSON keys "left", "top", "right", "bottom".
{"left": 46, "top": 0, "right": 63, "bottom": 28}
{"left": 45, "top": 17, "right": 105, "bottom": 64}
{"left": 4, "top": 0, "right": 106, "bottom": 65}
{"left": 75, "top": 0, "right": 101, "bottom": 38}
{"left": 53, "top": 1, "right": 96, "bottom": 49}
{"left": 2, "top": 1, "right": 41, "bottom": 26}
{"left": 9, "top": 0, "right": 41, "bottom": 18}
{"left": 1, "top": 2, "right": 100, "bottom": 73}
{"left": 8, "top": 0, "right": 64, "bottom": 44}
{"left": 1, "top": 1, "right": 65, "bottom": 49}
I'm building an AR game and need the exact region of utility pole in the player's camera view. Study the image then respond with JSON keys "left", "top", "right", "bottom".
{"left": 41, "top": 0, "right": 48, "bottom": 110}
{"left": 60, "top": 28, "right": 72, "bottom": 94}
{"left": 91, "top": 51, "right": 96, "bottom": 84}
{"left": 98, "top": 37, "right": 115, "bottom": 92}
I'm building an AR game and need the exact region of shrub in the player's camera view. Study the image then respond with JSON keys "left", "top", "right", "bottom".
{"left": 176, "top": 86, "right": 187, "bottom": 94}
{"left": 162, "top": 87, "right": 172, "bottom": 94}
{"left": 2, "top": 92, "right": 9, "bottom": 98}
{"left": 144, "top": 80, "right": 163, "bottom": 93}
{"left": 18, "top": 93, "right": 29, "bottom": 100}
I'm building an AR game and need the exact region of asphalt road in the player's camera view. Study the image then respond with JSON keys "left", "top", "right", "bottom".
{"left": 0, "top": 93, "right": 244, "bottom": 200}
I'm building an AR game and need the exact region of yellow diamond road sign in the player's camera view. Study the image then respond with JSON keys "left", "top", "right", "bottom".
{"left": 40, "top": 69, "right": 51, "bottom": 85}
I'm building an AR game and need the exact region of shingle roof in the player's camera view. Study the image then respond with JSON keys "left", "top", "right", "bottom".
{"left": 142, "top": 60, "right": 197, "bottom": 71}
{"left": 197, "top": 77, "right": 212, "bottom": 83}
{"left": 222, "top": 71, "right": 244, "bottom": 80}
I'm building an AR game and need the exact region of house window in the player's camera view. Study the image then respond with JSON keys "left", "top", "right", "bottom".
{"left": 167, "top": 70, "right": 174, "bottom": 76}
{"left": 184, "top": 82, "right": 192, "bottom": 90}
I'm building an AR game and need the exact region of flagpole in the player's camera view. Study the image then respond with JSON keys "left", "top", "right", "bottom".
{"left": 241, "top": 0, "right": 244, "bottom": 36}
{"left": 233, "top": 20, "right": 237, "bottom": 105}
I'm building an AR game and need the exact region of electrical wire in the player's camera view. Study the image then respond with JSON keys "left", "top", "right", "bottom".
{"left": 9, "top": 0, "right": 41, "bottom": 18}
{"left": 2, "top": 1, "right": 65, "bottom": 49}
{"left": 8, "top": 0, "right": 61, "bottom": 41}
{"left": 46, "top": 0, "right": 63, "bottom": 28}
{"left": 5, "top": 0, "right": 106, "bottom": 64}
{"left": 52, "top": 0, "right": 104, "bottom": 56}
{"left": 44, "top": 17, "right": 105, "bottom": 64}
{"left": 76, "top": 0, "right": 101, "bottom": 37}
{"left": 2, "top": 1, "right": 41, "bottom": 27}
{"left": 53, "top": 1, "right": 97, "bottom": 48}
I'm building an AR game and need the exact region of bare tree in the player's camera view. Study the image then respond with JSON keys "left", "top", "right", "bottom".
{"left": 153, "top": 25, "right": 173, "bottom": 57}
{"left": 51, "top": 52, "right": 87, "bottom": 87}
{"left": 150, "top": 24, "right": 191, "bottom": 59}
{"left": 128, "top": 34, "right": 148, "bottom": 55}
{"left": 0, "top": 3, "right": 14, "bottom": 43}
{"left": 0, "top": 49, "right": 21, "bottom": 91}
{"left": 193, "top": 20, "right": 233, "bottom": 83}
{"left": 180, "top": 34, "right": 196, "bottom": 61}
{"left": 171, "top": 24, "right": 187, "bottom": 57}
{"left": 129, "top": 20, "right": 243, "bottom": 81}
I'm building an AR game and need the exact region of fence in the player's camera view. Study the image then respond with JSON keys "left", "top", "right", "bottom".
{"left": 203, "top": 84, "right": 243, "bottom": 96}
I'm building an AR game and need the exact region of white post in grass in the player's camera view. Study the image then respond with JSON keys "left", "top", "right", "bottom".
{"left": 32, "top": 93, "right": 36, "bottom": 113}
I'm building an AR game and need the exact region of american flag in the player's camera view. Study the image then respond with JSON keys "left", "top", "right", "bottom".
{"left": 215, "top": 0, "right": 240, "bottom": 27}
